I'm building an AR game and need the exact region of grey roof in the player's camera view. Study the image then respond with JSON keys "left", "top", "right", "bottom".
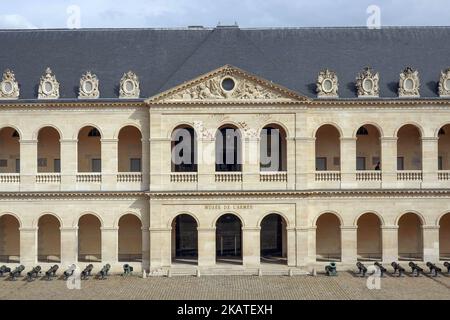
{"left": 1, "top": 26, "right": 450, "bottom": 100}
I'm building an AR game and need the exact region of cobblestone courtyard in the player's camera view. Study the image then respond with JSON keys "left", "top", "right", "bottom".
{"left": 0, "top": 271, "right": 449, "bottom": 300}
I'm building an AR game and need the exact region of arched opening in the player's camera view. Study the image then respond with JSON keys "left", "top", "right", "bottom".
{"left": 215, "top": 125, "right": 242, "bottom": 172}
{"left": 439, "top": 213, "right": 450, "bottom": 260}
{"left": 118, "top": 126, "right": 142, "bottom": 172}
{"left": 0, "top": 127, "right": 20, "bottom": 173}
{"left": 0, "top": 214, "right": 20, "bottom": 263}
{"left": 356, "top": 213, "right": 382, "bottom": 261}
{"left": 260, "top": 125, "right": 287, "bottom": 172}
{"left": 118, "top": 214, "right": 142, "bottom": 262}
{"left": 397, "top": 125, "right": 422, "bottom": 170}
{"left": 438, "top": 124, "right": 450, "bottom": 170}
{"left": 315, "top": 125, "right": 341, "bottom": 171}
{"left": 316, "top": 213, "right": 341, "bottom": 261}
{"left": 356, "top": 125, "right": 381, "bottom": 171}
{"left": 398, "top": 213, "right": 423, "bottom": 260}
{"left": 37, "top": 127, "right": 61, "bottom": 173}
{"left": 78, "top": 214, "right": 101, "bottom": 262}
{"left": 171, "top": 214, "right": 198, "bottom": 264}
{"left": 171, "top": 125, "right": 197, "bottom": 172}
{"left": 260, "top": 214, "right": 287, "bottom": 264}
{"left": 216, "top": 214, "right": 242, "bottom": 264}
{"left": 38, "top": 215, "right": 60, "bottom": 263}
{"left": 78, "top": 126, "right": 101, "bottom": 172}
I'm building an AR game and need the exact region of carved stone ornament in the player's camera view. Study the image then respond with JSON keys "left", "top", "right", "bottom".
{"left": 38, "top": 67, "right": 60, "bottom": 99}
{"left": 316, "top": 69, "right": 338, "bottom": 98}
{"left": 356, "top": 67, "right": 379, "bottom": 97}
{"left": 399, "top": 67, "right": 420, "bottom": 97}
{"left": 119, "top": 71, "right": 140, "bottom": 98}
{"left": 438, "top": 68, "right": 450, "bottom": 97}
{"left": 148, "top": 65, "right": 306, "bottom": 103}
{"left": 0, "top": 69, "right": 19, "bottom": 100}
{"left": 78, "top": 71, "right": 100, "bottom": 99}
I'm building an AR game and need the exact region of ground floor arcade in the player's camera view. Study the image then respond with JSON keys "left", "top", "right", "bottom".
{"left": 0, "top": 192, "right": 449, "bottom": 272}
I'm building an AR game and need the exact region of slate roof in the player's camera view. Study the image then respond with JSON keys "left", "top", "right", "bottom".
{"left": 1, "top": 26, "right": 450, "bottom": 100}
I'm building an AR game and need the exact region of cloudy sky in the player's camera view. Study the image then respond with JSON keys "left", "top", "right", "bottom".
{"left": 0, "top": 0, "right": 448, "bottom": 29}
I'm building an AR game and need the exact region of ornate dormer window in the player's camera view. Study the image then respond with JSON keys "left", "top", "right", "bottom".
{"left": 438, "top": 68, "right": 450, "bottom": 97}
{"left": 316, "top": 69, "right": 338, "bottom": 98}
{"left": 399, "top": 67, "right": 420, "bottom": 97}
{"left": 356, "top": 67, "right": 379, "bottom": 97}
{"left": 0, "top": 69, "right": 19, "bottom": 100}
{"left": 38, "top": 67, "right": 59, "bottom": 99}
{"left": 78, "top": 71, "right": 99, "bottom": 99}
{"left": 119, "top": 71, "right": 140, "bottom": 98}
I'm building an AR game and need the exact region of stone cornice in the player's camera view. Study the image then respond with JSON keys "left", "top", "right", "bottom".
{"left": 0, "top": 100, "right": 146, "bottom": 109}
{"left": 1, "top": 189, "right": 450, "bottom": 200}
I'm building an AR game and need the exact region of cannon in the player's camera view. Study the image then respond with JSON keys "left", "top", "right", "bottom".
{"left": 98, "top": 263, "right": 111, "bottom": 280}
{"left": 81, "top": 264, "right": 94, "bottom": 280}
{"left": 0, "top": 265, "right": 11, "bottom": 277}
{"left": 26, "top": 266, "right": 41, "bottom": 282}
{"left": 325, "top": 262, "right": 337, "bottom": 276}
{"left": 408, "top": 261, "right": 423, "bottom": 277}
{"left": 374, "top": 262, "right": 387, "bottom": 277}
{"left": 426, "top": 262, "right": 441, "bottom": 277}
{"left": 44, "top": 265, "right": 59, "bottom": 280}
{"left": 122, "top": 264, "right": 133, "bottom": 276}
{"left": 63, "top": 264, "right": 77, "bottom": 280}
{"left": 391, "top": 262, "right": 405, "bottom": 277}
{"left": 9, "top": 265, "right": 25, "bottom": 281}
{"left": 444, "top": 261, "right": 450, "bottom": 274}
{"left": 356, "top": 262, "right": 367, "bottom": 277}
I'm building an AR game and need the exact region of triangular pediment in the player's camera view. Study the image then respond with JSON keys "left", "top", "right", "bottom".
{"left": 146, "top": 65, "right": 309, "bottom": 104}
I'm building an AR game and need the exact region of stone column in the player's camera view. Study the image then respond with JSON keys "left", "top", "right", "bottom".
{"left": 197, "top": 227, "right": 216, "bottom": 266}
{"left": 423, "top": 225, "right": 440, "bottom": 262}
{"left": 286, "top": 138, "right": 296, "bottom": 190}
{"left": 149, "top": 227, "right": 171, "bottom": 268}
{"left": 242, "top": 227, "right": 260, "bottom": 266}
{"left": 141, "top": 138, "right": 150, "bottom": 190}
{"left": 340, "top": 137, "right": 357, "bottom": 189}
{"left": 243, "top": 137, "right": 259, "bottom": 190}
{"left": 197, "top": 138, "right": 215, "bottom": 190}
{"left": 382, "top": 226, "right": 398, "bottom": 263}
{"left": 296, "top": 138, "right": 315, "bottom": 189}
{"left": 141, "top": 227, "right": 150, "bottom": 271}
{"left": 19, "top": 139, "right": 37, "bottom": 191}
{"left": 60, "top": 139, "right": 77, "bottom": 190}
{"left": 286, "top": 227, "right": 296, "bottom": 266}
{"left": 381, "top": 137, "right": 398, "bottom": 188}
{"left": 341, "top": 226, "right": 357, "bottom": 264}
{"left": 19, "top": 227, "right": 37, "bottom": 266}
{"left": 422, "top": 137, "right": 439, "bottom": 188}
{"left": 101, "top": 139, "right": 118, "bottom": 190}
{"left": 101, "top": 227, "right": 118, "bottom": 264}
{"left": 295, "top": 227, "right": 310, "bottom": 267}
{"left": 60, "top": 227, "right": 78, "bottom": 265}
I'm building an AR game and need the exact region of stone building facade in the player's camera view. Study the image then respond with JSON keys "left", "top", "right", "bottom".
{"left": 0, "top": 26, "right": 449, "bottom": 273}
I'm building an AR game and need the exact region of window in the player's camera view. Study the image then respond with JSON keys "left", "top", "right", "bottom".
{"left": 0, "top": 159, "right": 7, "bottom": 167}
{"left": 92, "top": 159, "right": 101, "bottom": 172}
{"left": 356, "top": 157, "right": 366, "bottom": 170}
{"left": 54, "top": 159, "right": 61, "bottom": 173}
{"left": 316, "top": 157, "right": 327, "bottom": 171}
{"left": 438, "top": 156, "right": 443, "bottom": 171}
{"left": 130, "top": 158, "right": 141, "bottom": 172}
{"left": 88, "top": 128, "right": 101, "bottom": 137}
{"left": 356, "top": 126, "right": 369, "bottom": 136}
{"left": 397, "top": 157, "right": 404, "bottom": 170}
{"left": 15, "top": 159, "right": 20, "bottom": 173}
{"left": 38, "top": 158, "right": 47, "bottom": 167}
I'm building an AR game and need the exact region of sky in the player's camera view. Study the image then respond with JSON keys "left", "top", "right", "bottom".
{"left": 0, "top": 0, "right": 449, "bottom": 29}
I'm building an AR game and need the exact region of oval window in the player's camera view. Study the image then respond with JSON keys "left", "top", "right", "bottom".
{"left": 404, "top": 78, "right": 414, "bottom": 91}
{"left": 221, "top": 78, "right": 235, "bottom": 91}
{"left": 124, "top": 79, "right": 135, "bottom": 93}
{"left": 43, "top": 81, "right": 53, "bottom": 94}
{"left": 445, "top": 79, "right": 450, "bottom": 91}
{"left": 83, "top": 80, "right": 94, "bottom": 93}
{"left": 322, "top": 78, "right": 333, "bottom": 92}
{"left": 363, "top": 78, "right": 373, "bottom": 91}
{"left": 2, "top": 81, "right": 13, "bottom": 94}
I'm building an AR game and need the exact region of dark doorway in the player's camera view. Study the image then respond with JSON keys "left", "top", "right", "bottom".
{"left": 260, "top": 214, "right": 287, "bottom": 264}
{"left": 216, "top": 214, "right": 242, "bottom": 264}
{"left": 172, "top": 214, "right": 198, "bottom": 264}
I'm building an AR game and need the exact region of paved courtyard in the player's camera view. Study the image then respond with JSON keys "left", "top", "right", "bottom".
{"left": 0, "top": 271, "right": 449, "bottom": 300}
